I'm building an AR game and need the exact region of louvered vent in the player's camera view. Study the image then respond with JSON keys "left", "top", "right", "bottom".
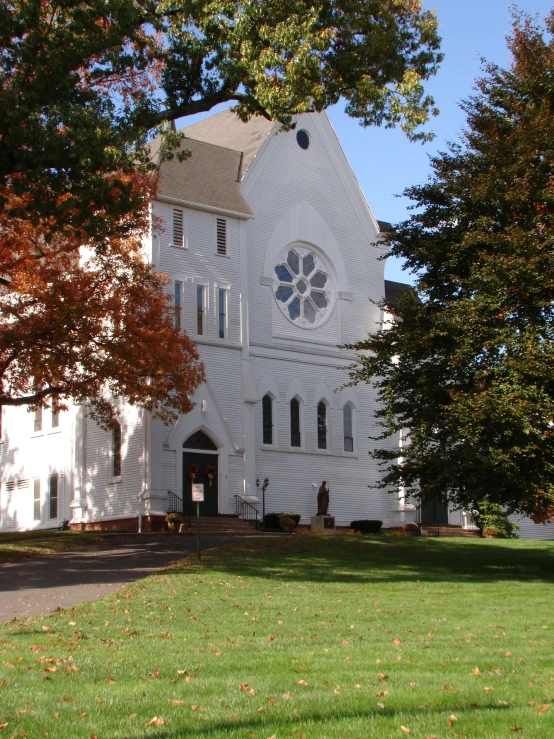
{"left": 172, "top": 209, "right": 184, "bottom": 247}
{"left": 5, "top": 480, "right": 15, "bottom": 492}
{"left": 216, "top": 218, "right": 227, "bottom": 255}
{"left": 17, "top": 479, "right": 29, "bottom": 489}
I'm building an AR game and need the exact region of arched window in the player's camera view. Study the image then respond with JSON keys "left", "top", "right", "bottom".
{"left": 112, "top": 421, "right": 122, "bottom": 477}
{"left": 343, "top": 404, "right": 354, "bottom": 452}
{"left": 317, "top": 400, "right": 327, "bottom": 450}
{"left": 290, "top": 397, "right": 301, "bottom": 448}
{"left": 262, "top": 394, "right": 273, "bottom": 445}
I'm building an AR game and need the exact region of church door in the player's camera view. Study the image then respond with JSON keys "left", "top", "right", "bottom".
{"left": 182, "top": 431, "right": 219, "bottom": 516}
{"left": 420, "top": 495, "right": 449, "bottom": 526}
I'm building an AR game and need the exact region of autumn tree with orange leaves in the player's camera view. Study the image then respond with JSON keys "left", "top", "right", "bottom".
{"left": 0, "top": 0, "right": 442, "bottom": 421}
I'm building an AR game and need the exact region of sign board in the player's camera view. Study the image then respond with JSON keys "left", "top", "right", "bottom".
{"left": 192, "top": 483, "right": 204, "bottom": 502}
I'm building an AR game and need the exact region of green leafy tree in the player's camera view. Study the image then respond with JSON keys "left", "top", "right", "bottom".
{"left": 1, "top": 0, "right": 442, "bottom": 239}
{"left": 347, "top": 11, "right": 554, "bottom": 520}
{"left": 0, "top": 0, "right": 442, "bottom": 416}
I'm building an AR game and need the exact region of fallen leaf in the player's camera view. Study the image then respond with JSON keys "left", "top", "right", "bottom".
{"left": 267, "top": 697, "right": 278, "bottom": 705}
{"left": 447, "top": 714, "right": 458, "bottom": 728}
{"left": 173, "top": 700, "right": 184, "bottom": 706}
{"left": 354, "top": 684, "right": 362, "bottom": 690}
{"left": 297, "top": 680, "right": 309, "bottom": 687}
{"left": 282, "top": 693, "right": 293, "bottom": 700}
{"left": 177, "top": 670, "right": 187, "bottom": 675}
{"left": 145, "top": 717, "right": 165, "bottom": 726}
{"left": 191, "top": 706, "right": 199, "bottom": 712}
{"left": 537, "top": 704, "right": 551, "bottom": 714}
{"left": 498, "top": 700, "right": 510, "bottom": 707}
{"left": 79, "top": 712, "right": 88, "bottom": 718}
{"left": 239, "top": 684, "right": 250, "bottom": 692}
{"left": 0, "top": 723, "right": 7, "bottom": 730}
{"left": 106, "top": 678, "right": 115, "bottom": 684}
{"left": 472, "top": 667, "right": 481, "bottom": 676}
{"left": 393, "top": 639, "right": 402, "bottom": 645}
{"left": 510, "top": 727, "right": 522, "bottom": 733}
{"left": 483, "top": 687, "right": 493, "bottom": 692}
{"left": 377, "top": 702, "right": 385, "bottom": 710}
{"left": 377, "top": 690, "right": 389, "bottom": 697}
{"left": 258, "top": 707, "right": 265, "bottom": 713}
{"left": 45, "top": 667, "right": 57, "bottom": 673}
{"left": 401, "top": 727, "right": 412, "bottom": 734}
{"left": 377, "top": 673, "right": 388, "bottom": 680}
{"left": 492, "top": 668, "right": 503, "bottom": 676}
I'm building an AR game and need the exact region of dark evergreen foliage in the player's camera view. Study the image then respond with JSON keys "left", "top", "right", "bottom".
{"left": 347, "top": 12, "right": 554, "bottom": 520}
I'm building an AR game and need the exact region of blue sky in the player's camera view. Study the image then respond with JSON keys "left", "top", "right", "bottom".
{"left": 330, "top": 0, "right": 554, "bottom": 284}
{"left": 179, "top": 1, "right": 553, "bottom": 284}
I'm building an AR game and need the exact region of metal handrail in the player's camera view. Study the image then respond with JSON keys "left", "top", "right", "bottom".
{"left": 167, "top": 490, "right": 183, "bottom": 513}
{"left": 234, "top": 495, "right": 259, "bottom": 528}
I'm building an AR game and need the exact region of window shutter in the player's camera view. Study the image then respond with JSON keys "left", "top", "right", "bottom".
{"left": 5, "top": 480, "right": 15, "bottom": 492}
{"left": 172, "top": 209, "right": 184, "bottom": 247}
{"left": 216, "top": 218, "right": 227, "bottom": 255}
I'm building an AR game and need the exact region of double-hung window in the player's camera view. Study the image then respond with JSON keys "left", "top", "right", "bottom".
{"left": 196, "top": 285, "right": 206, "bottom": 336}
{"left": 174, "top": 281, "right": 183, "bottom": 329}
{"left": 290, "top": 398, "right": 301, "bottom": 448}
{"left": 262, "top": 394, "right": 273, "bottom": 445}
{"left": 48, "top": 473, "right": 58, "bottom": 520}
{"left": 343, "top": 404, "right": 354, "bottom": 452}
{"left": 34, "top": 407, "right": 42, "bottom": 433}
{"left": 112, "top": 421, "right": 122, "bottom": 478}
{"left": 317, "top": 400, "right": 328, "bottom": 450}
{"left": 218, "top": 288, "right": 227, "bottom": 339}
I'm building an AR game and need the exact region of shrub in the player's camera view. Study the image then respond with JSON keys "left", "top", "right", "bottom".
{"left": 263, "top": 512, "right": 282, "bottom": 530}
{"left": 263, "top": 512, "right": 301, "bottom": 529}
{"left": 483, "top": 527, "right": 500, "bottom": 538}
{"left": 280, "top": 513, "right": 301, "bottom": 525}
{"left": 476, "top": 502, "right": 519, "bottom": 539}
{"left": 349, "top": 519, "right": 383, "bottom": 534}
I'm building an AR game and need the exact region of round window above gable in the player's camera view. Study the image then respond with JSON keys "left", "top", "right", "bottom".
{"left": 273, "top": 245, "right": 335, "bottom": 329}
{"left": 296, "top": 130, "right": 310, "bottom": 150}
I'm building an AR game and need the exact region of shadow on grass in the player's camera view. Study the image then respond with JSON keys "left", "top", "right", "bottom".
{"left": 128, "top": 703, "right": 518, "bottom": 739}
{"left": 168, "top": 535, "right": 554, "bottom": 586}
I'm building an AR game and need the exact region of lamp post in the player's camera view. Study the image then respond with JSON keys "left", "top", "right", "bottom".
{"left": 256, "top": 477, "right": 269, "bottom": 521}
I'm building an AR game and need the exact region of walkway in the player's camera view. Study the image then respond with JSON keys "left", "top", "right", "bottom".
{"left": 0, "top": 533, "right": 251, "bottom": 621}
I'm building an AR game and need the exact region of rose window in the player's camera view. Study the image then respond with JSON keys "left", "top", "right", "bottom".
{"left": 273, "top": 247, "right": 334, "bottom": 328}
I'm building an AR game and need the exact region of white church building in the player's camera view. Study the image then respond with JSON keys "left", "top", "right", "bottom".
{"left": 0, "top": 110, "right": 552, "bottom": 539}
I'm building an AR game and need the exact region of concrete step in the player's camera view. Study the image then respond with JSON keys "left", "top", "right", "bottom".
{"left": 178, "top": 516, "right": 259, "bottom": 534}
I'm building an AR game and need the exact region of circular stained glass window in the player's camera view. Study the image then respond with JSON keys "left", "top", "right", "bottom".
{"left": 273, "top": 246, "right": 334, "bottom": 328}
{"left": 296, "top": 130, "right": 310, "bottom": 150}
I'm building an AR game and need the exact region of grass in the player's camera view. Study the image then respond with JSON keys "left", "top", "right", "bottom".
{"left": 0, "top": 530, "right": 102, "bottom": 563}
{"left": 0, "top": 536, "right": 553, "bottom": 738}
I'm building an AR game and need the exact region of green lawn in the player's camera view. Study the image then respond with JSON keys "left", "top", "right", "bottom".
{"left": 0, "top": 536, "right": 553, "bottom": 738}
{"left": 0, "top": 530, "right": 102, "bottom": 563}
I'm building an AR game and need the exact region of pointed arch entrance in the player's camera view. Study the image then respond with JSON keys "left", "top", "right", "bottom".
{"left": 182, "top": 431, "right": 219, "bottom": 516}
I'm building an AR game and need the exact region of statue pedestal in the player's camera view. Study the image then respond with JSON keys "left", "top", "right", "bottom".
{"left": 311, "top": 515, "right": 336, "bottom": 533}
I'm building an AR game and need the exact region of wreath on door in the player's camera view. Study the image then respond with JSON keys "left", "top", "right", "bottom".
{"left": 186, "top": 464, "right": 199, "bottom": 480}
{"left": 204, "top": 465, "right": 216, "bottom": 487}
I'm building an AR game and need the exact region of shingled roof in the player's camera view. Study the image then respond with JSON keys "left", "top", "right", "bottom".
{"left": 384, "top": 279, "right": 416, "bottom": 306}
{"left": 181, "top": 108, "right": 275, "bottom": 179}
{"left": 156, "top": 136, "right": 253, "bottom": 217}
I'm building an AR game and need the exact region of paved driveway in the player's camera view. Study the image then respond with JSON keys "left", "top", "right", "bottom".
{"left": 0, "top": 534, "right": 251, "bottom": 621}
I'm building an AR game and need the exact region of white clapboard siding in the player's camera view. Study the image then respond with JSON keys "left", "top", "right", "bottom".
{"left": 510, "top": 514, "right": 554, "bottom": 540}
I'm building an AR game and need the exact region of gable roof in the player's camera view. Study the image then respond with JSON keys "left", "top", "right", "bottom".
{"left": 156, "top": 136, "right": 253, "bottom": 217}
{"left": 181, "top": 108, "right": 275, "bottom": 179}
{"left": 384, "top": 279, "right": 416, "bottom": 306}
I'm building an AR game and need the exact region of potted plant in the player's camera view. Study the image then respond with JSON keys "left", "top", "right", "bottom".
{"left": 166, "top": 512, "right": 185, "bottom": 532}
